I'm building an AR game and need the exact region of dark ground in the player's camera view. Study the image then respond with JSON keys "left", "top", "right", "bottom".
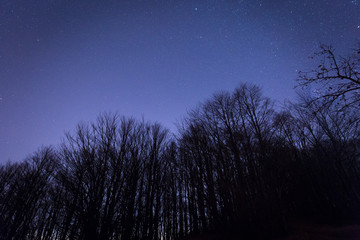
{"left": 188, "top": 220, "right": 360, "bottom": 240}
{"left": 277, "top": 220, "right": 360, "bottom": 240}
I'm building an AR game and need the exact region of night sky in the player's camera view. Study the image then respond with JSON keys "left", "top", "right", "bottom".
{"left": 1, "top": 0, "right": 359, "bottom": 163}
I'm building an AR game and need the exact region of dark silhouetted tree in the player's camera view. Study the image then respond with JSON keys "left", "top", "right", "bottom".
{"left": 1, "top": 82, "right": 360, "bottom": 240}
{"left": 297, "top": 43, "right": 360, "bottom": 110}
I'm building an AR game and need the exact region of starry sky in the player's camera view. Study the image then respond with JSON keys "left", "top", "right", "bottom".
{"left": 1, "top": 0, "right": 359, "bottom": 163}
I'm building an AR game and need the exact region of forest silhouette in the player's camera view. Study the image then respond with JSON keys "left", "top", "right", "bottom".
{"left": 1, "top": 45, "right": 359, "bottom": 240}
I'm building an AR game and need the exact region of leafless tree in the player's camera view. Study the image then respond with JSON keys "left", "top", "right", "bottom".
{"left": 1, "top": 84, "right": 360, "bottom": 239}
{"left": 297, "top": 43, "right": 360, "bottom": 110}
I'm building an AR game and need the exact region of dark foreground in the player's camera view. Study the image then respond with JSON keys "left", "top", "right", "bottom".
{"left": 278, "top": 221, "right": 360, "bottom": 240}
{"left": 188, "top": 221, "right": 360, "bottom": 240}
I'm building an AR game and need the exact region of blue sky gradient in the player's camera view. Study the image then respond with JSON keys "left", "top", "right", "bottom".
{"left": 1, "top": 0, "right": 359, "bottom": 163}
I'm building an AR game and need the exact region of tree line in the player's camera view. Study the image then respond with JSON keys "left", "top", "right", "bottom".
{"left": 1, "top": 44, "right": 359, "bottom": 239}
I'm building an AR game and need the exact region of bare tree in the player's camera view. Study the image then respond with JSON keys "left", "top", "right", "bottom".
{"left": 0, "top": 147, "right": 58, "bottom": 240}
{"left": 2, "top": 84, "right": 360, "bottom": 240}
{"left": 297, "top": 43, "right": 360, "bottom": 110}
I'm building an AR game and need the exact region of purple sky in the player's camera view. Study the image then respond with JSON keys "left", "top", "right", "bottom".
{"left": 1, "top": 0, "right": 359, "bottom": 163}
